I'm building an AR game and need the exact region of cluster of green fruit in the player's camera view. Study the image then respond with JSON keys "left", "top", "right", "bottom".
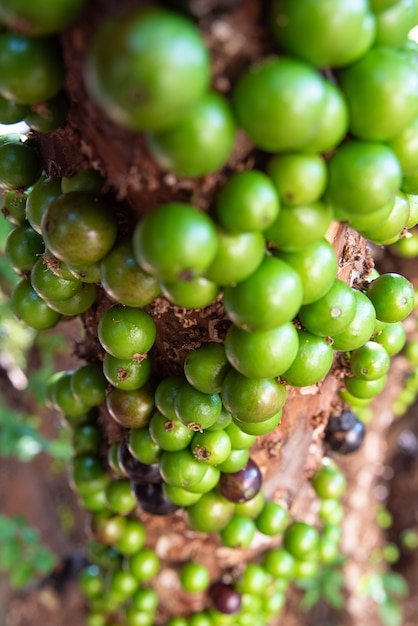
{"left": 74, "top": 456, "right": 347, "bottom": 626}
{"left": 1, "top": 0, "right": 418, "bottom": 625}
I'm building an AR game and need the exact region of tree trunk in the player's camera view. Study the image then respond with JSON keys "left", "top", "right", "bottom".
{"left": 23, "top": 1, "right": 395, "bottom": 624}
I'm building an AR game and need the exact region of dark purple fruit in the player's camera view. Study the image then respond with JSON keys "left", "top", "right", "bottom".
{"left": 209, "top": 581, "right": 242, "bottom": 614}
{"left": 217, "top": 458, "right": 262, "bottom": 503}
{"left": 131, "top": 481, "right": 179, "bottom": 516}
{"left": 325, "top": 410, "right": 365, "bottom": 454}
{"left": 117, "top": 439, "right": 161, "bottom": 483}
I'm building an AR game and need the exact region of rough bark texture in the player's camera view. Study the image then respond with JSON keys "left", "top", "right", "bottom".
{"left": 11, "top": 1, "right": 407, "bottom": 624}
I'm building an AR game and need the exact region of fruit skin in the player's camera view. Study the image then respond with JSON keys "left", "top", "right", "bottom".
{"left": 11, "top": 278, "right": 61, "bottom": 330}
{"left": 222, "top": 369, "right": 287, "bottom": 423}
{"left": 215, "top": 169, "right": 280, "bottom": 233}
{"left": 133, "top": 202, "right": 218, "bottom": 282}
{"left": 223, "top": 256, "right": 303, "bottom": 332}
{"left": 84, "top": 6, "right": 210, "bottom": 132}
{"left": 98, "top": 305, "right": 156, "bottom": 360}
{"left": 146, "top": 91, "right": 236, "bottom": 177}
{"left": 366, "top": 273, "right": 415, "bottom": 323}
{"left": 269, "top": 0, "right": 375, "bottom": 68}
{"left": 0, "top": 142, "right": 42, "bottom": 191}
{"left": 0, "top": 0, "right": 86, "bottom": 36}
{"left": 224, "top": 322, "right": 299, "bottom": 379}
{"left": 232, "top": 56, "right": 327, "bottom": 152}
{"left": 41, "top": 192, "right": 118, "bottom": 266}
{"left": 338, "top": 46, "right": 418, "bottom": 141}
{"left": 0, "top": 33, "right": 64, "bottom": 105}
{"left": 325, "top": 140, "right": 402, "bottom": 215}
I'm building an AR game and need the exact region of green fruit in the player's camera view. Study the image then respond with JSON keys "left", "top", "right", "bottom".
{"left": 215, "top": 169, "right": 280, "bottom": 233}
{"left": 41, "top": 192, "right": 118, "bottom": 266}
{"left": 222, "top": 369, "right": 286, "bottom": 423}
{"left": 0, "top": 142, "right": 42, "bottom": 191}
{"left": 147, "top": 91, "right": 236, "bottom": 177}
{"left": 133, "top": 202, "right": 218, "bottom": 281}
{"left": 0, "top": 33, "right": 64, "bottom": 104}
{"left": 269, "top": 0, "right": 375, "bottom": 68}
{"left": 338, "top": 46, "right": 418, "bottom": 141}
{"left": 98, "top": 305, "right": 156, "bottom": 360}
{"left": 84, "top": 6, "right": 210, "bottom": 131}
{"left": 232, "top": 56, "right": 327, "bottom": 152}
{"left": 0, "top": 0, "right": 86, "bottom": 36}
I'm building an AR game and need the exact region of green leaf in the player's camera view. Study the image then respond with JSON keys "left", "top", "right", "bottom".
{"left": 9, "top": 562, "right": 36, "bottom": 589}
{"left": 381, "top": 572, "right": 409, "bottom": 598}
{"left": 377, "top": 597, "right": 403, "bottom": 626}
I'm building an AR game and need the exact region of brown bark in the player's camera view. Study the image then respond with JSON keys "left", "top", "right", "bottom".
{"left": 27, "top": 1, "right": 378, "bottom": 623}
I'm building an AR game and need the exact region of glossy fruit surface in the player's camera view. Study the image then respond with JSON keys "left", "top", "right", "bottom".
{"left": 24, "top": 91, "right": 69, "bottom": 133}
{"left": 220, "top": 516, "right": 256, "bottom": 548}
{"left": 98, "top": 305, "right": 156, "bottom": 360}
{"left": 223, "top": 256, "right": 303, "bottom": 331}
{"left": 215, "top": 169, "right": 280, "bottom": 232}
{"left": 106, "top": 385, "right": 155, "bottom": 429}
{"left": 6, "top": 223, "right": 44, "bottom": 274}
{"left": 267, "top": 152, "right": 327, "bottom": 206}
{"left": 41, "top": 192, "right": 118, "bottom": 266}
{"left": 204, "top": 229, "right": 265, "bottom": 286}
{"left": 217, "top": 459, "right": 262, "bottom": 503}
{"left": 0, "top": 95, "right": 29, "bottom": 125}
{"left": 31, "top": 257, "right": 81, "bottom": 302}
{"left": 159, "top": 275, "right": 219, "bottom": 309}
{"left": 299, "top": 279, "right": 356, "bottom": 337}
{"left": 277, "top": 238, "right": 338, "bottom": 305}
{"left": 149, "top": 410, "right": 193, "bottom": 451}
{"left": 85, "top": 6, "right": 210, "bottom": 131}
{"left": 255, "top": 501, "right": 289, "bottom": 536}
{"left": 128, "top": 427, "right": 161, "bottom": 465}
{"left": 128, "top": 549, "right": 160, "bottom": 582}
{"left": 349, "top": 341, "right": 390, "bottom": 381}
{"left": 0, "top": 0, "right": 86, "bottom": 36}
{"left": 71, "top": 363, "right": 108, "bottom": 408}
{"left": 117, "top": 439, "right": 161, "bottom": 483}
{"left": 187, "top": 490, "right": 235, "bottom": 532}
{"left": 373, "top": 321, "right": 406, "bottom": 356}
{"left": 359, "top": 192, "right": 410, "bottom": 244}
{"left": 344, "top": 373, "right": 387, "bottom": 399}
{"left": 331, "top": 289, "right": 377, "bottom": 351}
{"left": 179, "top": 563, "right": 210, "bottom": 593}
{"left": 105, "top": 479, "right": 136, "bottom": 515}
{"left": 209, "top": 582, "right": 242, "bottom": 614}
{"left": 159, "top": 448, "right": 208, "bottom": 488}
{"left": 325, "top": 140, "right": 402, "bottom": 215}
{"left": 100, "top": 240, "right": 161, "bottom": 307}
{"left": 103, "top": 353, "right": 151, "bottom": 391}
{"left": 281, "top": 330, "right": 333, "bottom": 387}
{"left": 26, "top": 176, "right": 63, "bottom": 234}
{"left": 301, "top": 79, "right": 349, "bottom": 153}
{"left": 225, "top": 322, "right": 298, "bottom": 379}
{"left": 325, "top": 411, "right": 366, "bottom": 454}
{"left": 11, "top": 278, "right": 61, "bottom": 330}
{"left": 0, "top": 33, "right": 64, "bottom": 104}
{"left": 265, "top": 201, "right": 333, "bottom": 252}
{"left": 47, "top": 283, "right": 97, "bottom": 316}
{"left": 216, "top": 447, "right": 249, "bottom": 473}
{"left": 283, "top": 521, "right": 319, "bottom": 560}
{"left": 311, "top": 461, "right": 347, "bottom": 500}
{"left": 154, "top": 376, "right": 185, "bottom": 420}
{"left": 222, "top": 369, "right": 286, "bottom": 423}
{"left": 339, "top": 46, "right": 418, "bottom": 141}
{"left": 270, "top": 0, "right": 375, "bottom": 68}
{"left": 131, "top": 481, "right": 179, "bottom": 516}
{"left": 174, "top": 382, "right": 222, "bottom": 430}
{"left": 0, "top": 142, "right": 42, "bottom": 191}
{"left": 232, "top": 56, "right": 326, "bottom": 152}
{"left": 366, "top": 272, "right": 415, "bottom": 322}
{"left": 147, "top": 91, "right": 236, "bottom": 177}
{"left": 114, "top": 518, "right": 146, "bottom": 555}
{"left": 133, "top": 202, "right": 218, "bottom": 281}
{"left": 184, "top": 343, "right": 230, "bottom": 394}
{"left": 191, "top": 429, "right": 232, "bottom": 466}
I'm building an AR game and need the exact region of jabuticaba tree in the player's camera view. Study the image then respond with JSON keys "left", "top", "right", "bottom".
{"left": 1, "top": 0, "right": 418, "bottom": 624}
